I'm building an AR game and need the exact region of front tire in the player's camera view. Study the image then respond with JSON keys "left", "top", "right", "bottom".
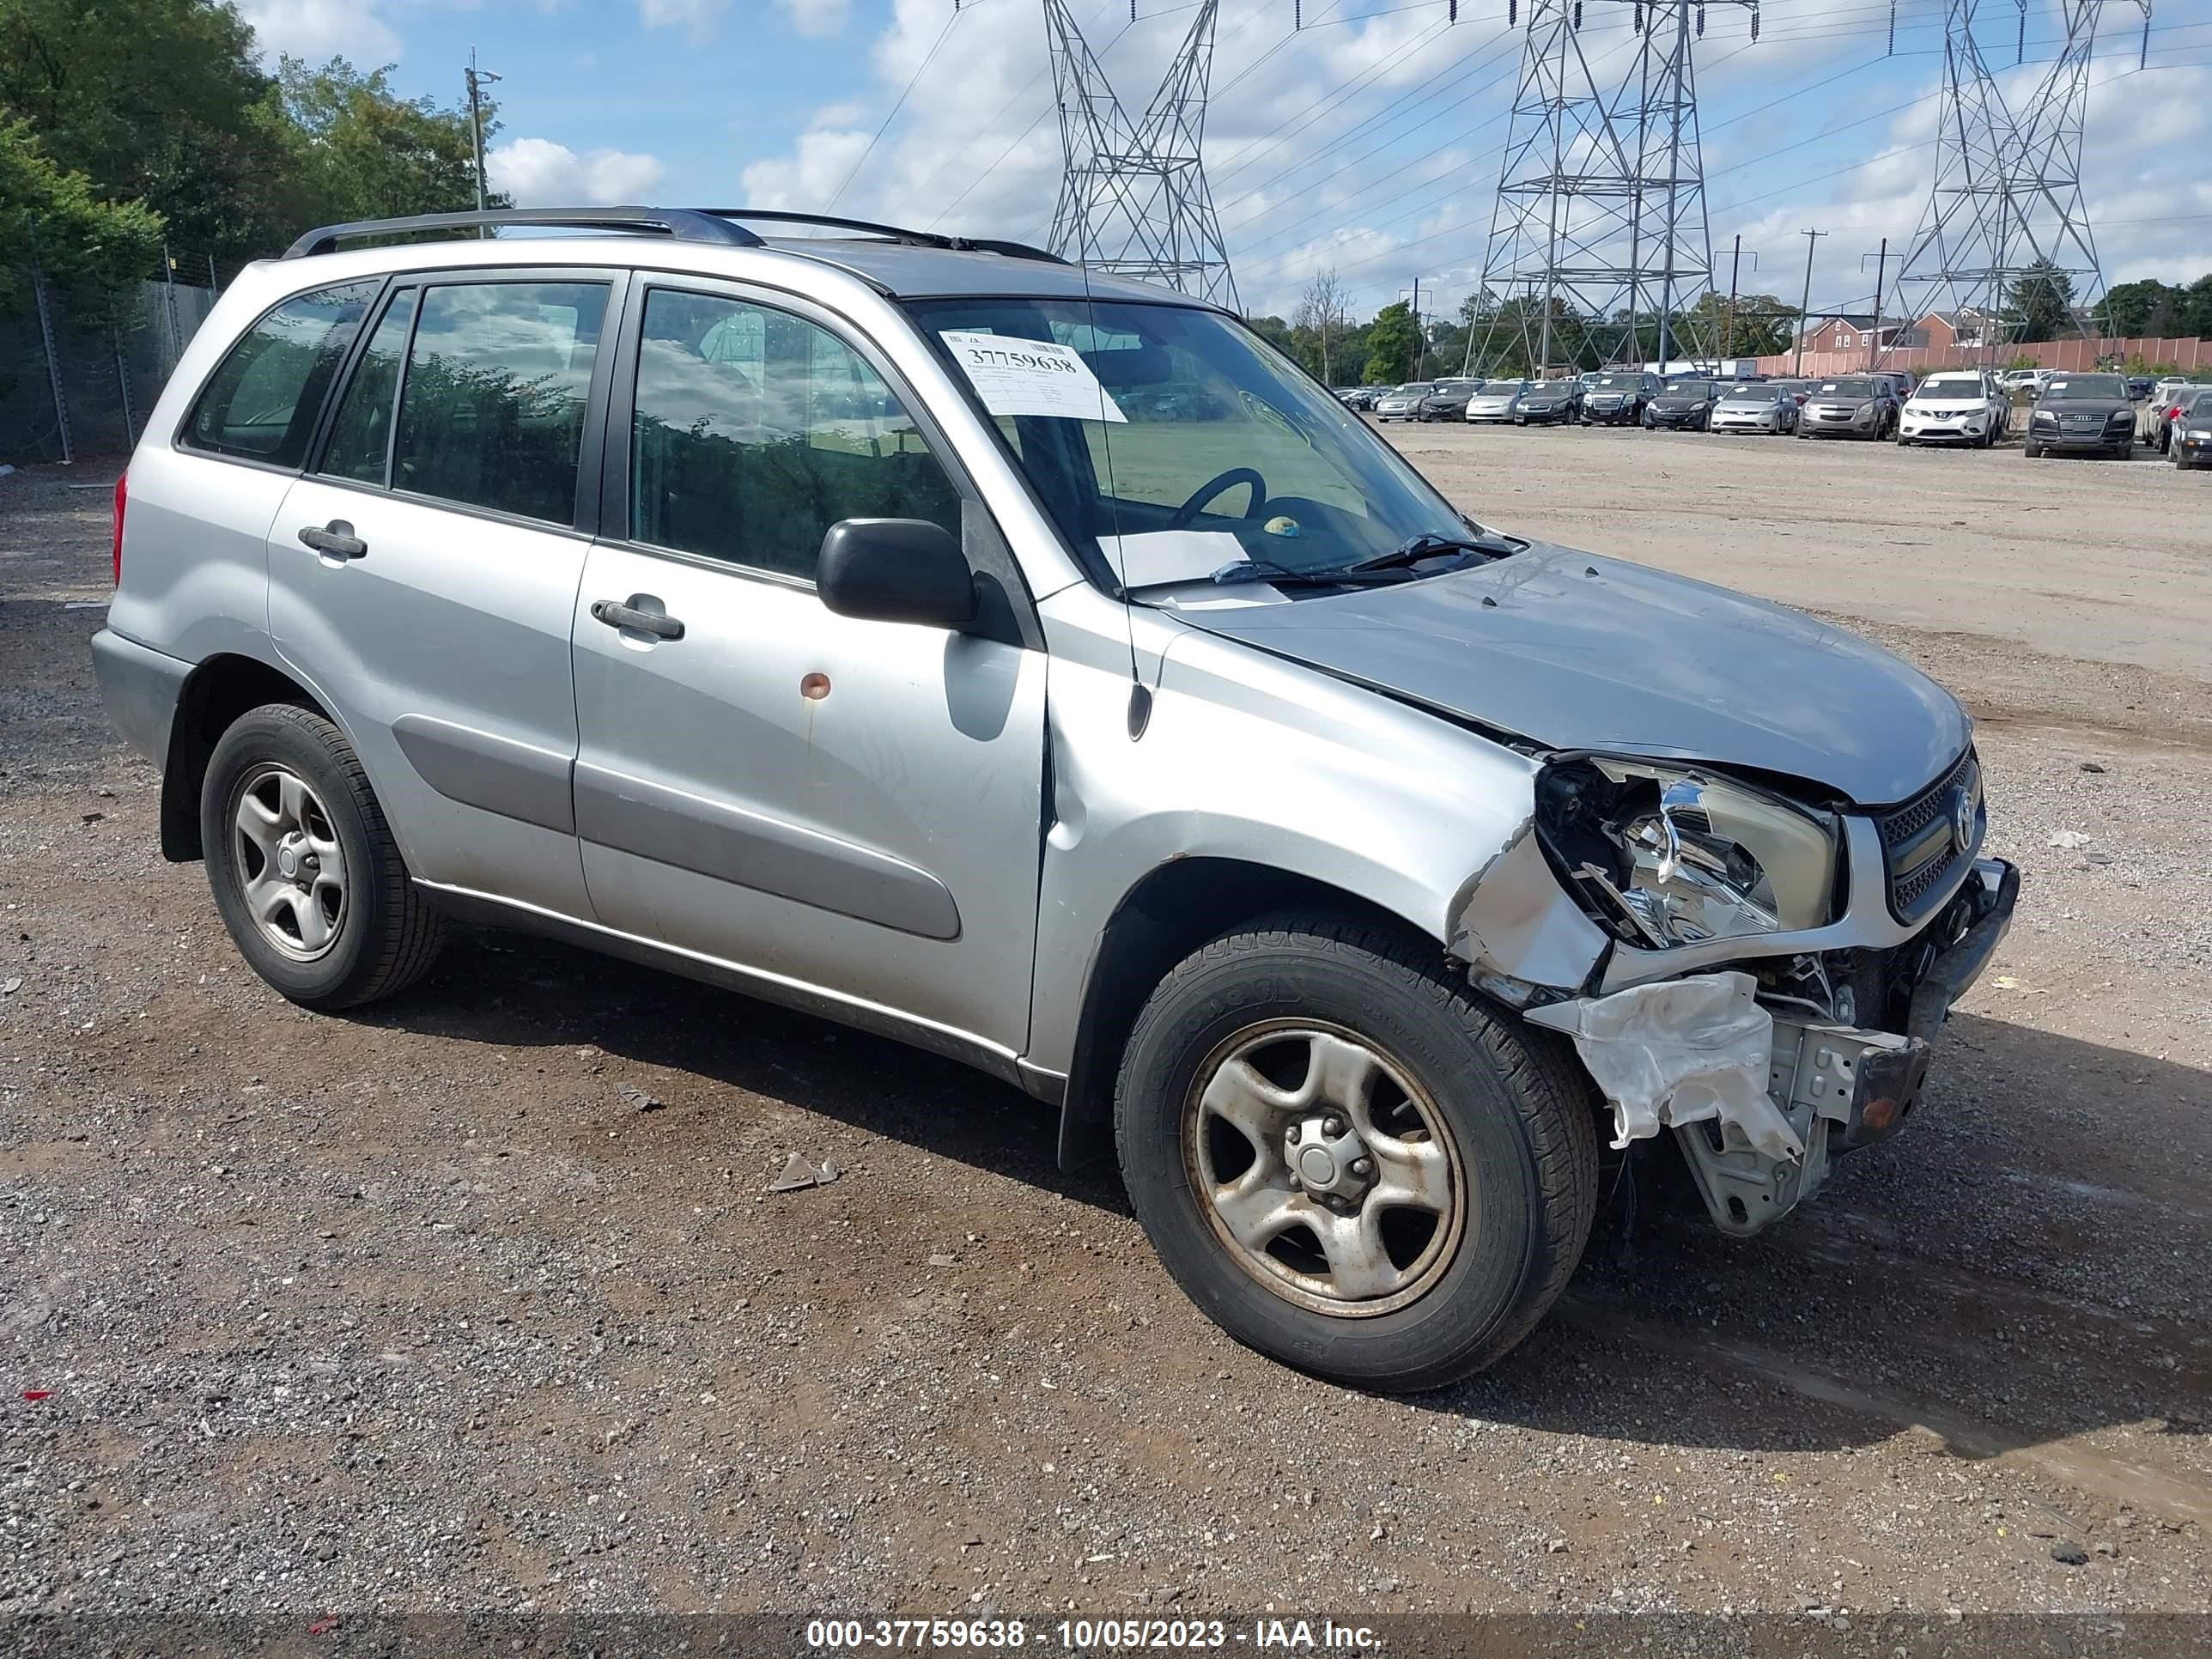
{"left": 1114, "top": 915, "right": 1600, "bottom": 1392}
{"left": 202, "top": 704, "right": 447, "bottom": 1010}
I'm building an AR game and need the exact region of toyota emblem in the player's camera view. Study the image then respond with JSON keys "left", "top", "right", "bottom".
{"left": 1951, "top": 787, "right": 1975, "bottom": 849}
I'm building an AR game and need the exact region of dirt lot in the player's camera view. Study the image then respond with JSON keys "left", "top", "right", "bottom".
{"left": 2, "top": 428, "right": 2207, "bottom": 1627}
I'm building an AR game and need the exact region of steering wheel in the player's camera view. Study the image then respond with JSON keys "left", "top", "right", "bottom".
{"left": 1166, "top": 467, "right": 1269, "bottom": 531}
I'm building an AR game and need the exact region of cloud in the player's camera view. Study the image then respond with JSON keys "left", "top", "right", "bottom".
{"left": 775, "top": 0, "right": 850, "bottom": 37}
{"left": 637, "top": 0, "right": 725, "bottom": 34}
{"left": 732, "top": 0, "right": 2212, "bottom": 321}
{"left": 238, "top": 0, "right": 401, "bottom": 64}
{"left": 489, "top": 138, "right": 668, "bottom": 205}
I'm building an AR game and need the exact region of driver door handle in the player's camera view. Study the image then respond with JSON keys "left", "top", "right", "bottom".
{"left": 298, "top": 520, "right": 367, "bottom": 560}
{"left": 591, "top": 599, "right": 686, "bottom": 641}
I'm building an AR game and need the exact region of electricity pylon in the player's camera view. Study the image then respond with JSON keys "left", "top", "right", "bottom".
{"left": 1474, "top": 0, "right": 1759, "bottom": 377}
{"left": 1043, "top": 0, "right": 1240, "bottom": 311}
{"left": 1889, "top": 0, "right": 2150, "bottom": 362}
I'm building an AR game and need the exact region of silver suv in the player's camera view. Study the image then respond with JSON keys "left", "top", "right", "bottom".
{"left": 93, "top": 207, "right": 2017, "bottom": 1391}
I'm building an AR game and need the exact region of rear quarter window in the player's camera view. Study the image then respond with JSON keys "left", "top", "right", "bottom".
{"left": 180, "top": 282, "right": 380, "bottom": 465}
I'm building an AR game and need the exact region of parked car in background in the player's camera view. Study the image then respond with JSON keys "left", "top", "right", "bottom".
{"left": 1464, "top": 380, "right": 1532, "bottom": 422}
{"left": 2125, "top": 376, "right": 2154, "bottom": 402}
{"left": 1644, "top": 378, "right": 1723, "bottom": 431}
{"left": 1766, "top": 378, "right": 1815, "bottom": 407}
{"left": 1373, "top": 382, "right": 1436, "bottom": 422}
{"left": 1709, "top": 383, "right": 1800, "bottom": 434}
{"left": 1996, "top": 368, "right": 2049, "bottom": 395}
{"left": 97, "top": 202, "right": 2017, "bottom": 1395}
{"left": 1417, "top": 380, "right": 1482, "bottom": 422}
{"left": 1798, "top": 376, "right": 1900, "bottom": 441}
{"left": 1582, "top": 370, "right": 1659, "bottom": 426}
{"left": 1515, "top": 380, "right": 1583, "bottom": 424}
{"left": 2140, "top": 378, "right": 2203, "bottom": 451}
{"left": 2171, "top": 389, "right": 2212, "bottom": 470}
{"left": 1899, "top": 369, "right": 2008, "bottom": 447}
{"left": 2024, "top": 372, "right": 2136, "bottom": 459}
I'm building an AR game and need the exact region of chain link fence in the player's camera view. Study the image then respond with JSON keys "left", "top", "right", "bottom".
{"left": 1, "top": 248, "right": 231, "bottom": 468}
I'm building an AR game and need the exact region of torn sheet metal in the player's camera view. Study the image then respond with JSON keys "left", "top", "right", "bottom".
{"left": 1524, "top": 970, "right": 1805, "bottom": 1161}
{"left": 1448, "top": 819, "right": 1613, "bottom": 999}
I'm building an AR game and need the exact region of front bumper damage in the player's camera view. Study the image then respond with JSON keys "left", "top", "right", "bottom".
{"left": 1522, "top": 858, "right": 2018, "bottom": 1236}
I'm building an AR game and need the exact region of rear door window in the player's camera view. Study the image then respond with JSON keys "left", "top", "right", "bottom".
{"left": 319, "top": 289, "right": 418, "bottom": 485}
{"left": 391, "top": 281, "right": 611, "bottom": 525}
{"left": 181, "top": 281, "right": 379, "bottom": 465}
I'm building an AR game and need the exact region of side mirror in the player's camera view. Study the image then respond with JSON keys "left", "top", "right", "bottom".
{"left": 817, "top": 519, "right": 977, "bottom": 631}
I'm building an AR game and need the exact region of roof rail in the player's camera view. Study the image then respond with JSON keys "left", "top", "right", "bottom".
{"left": 694, "top": 210, "right": 1067, "bottom": 265}
{"left": 282, "top": 206, "right": 763, "bottom": 259}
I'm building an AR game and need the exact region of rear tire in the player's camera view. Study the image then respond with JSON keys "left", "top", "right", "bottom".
{"left": 202, "top": 704, "right": 447, "bottom": 1011}
{"left": 2024, "top": 443, "right": 2043, "bottom": 459}
{"left": 1114, "top": 914, "right": 1600, "bottom": 1392}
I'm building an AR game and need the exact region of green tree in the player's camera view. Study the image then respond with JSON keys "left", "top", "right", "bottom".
{"left": 1690, "top": 289, "right": 1797, "bottom": 358}
{"left": 1362, "top": 301, "right": 1420, "bottom": 384}
{"left": 2181, "top": 274, "right": 2212, "bottom": 339}
{"left": 2100, "top": 277, "right": 2182, "bottom": 338}
{"left": 2008, "top": 258, "right": 2076, "bottom": 343}
{"left": 267, "top": 56, "right": 499, "bottom": 228}
{"left": 0, "top": 116, "right": 163, "bottom": 320}
{"left": 0, "top": 0, "right": 287, "bottom": 264}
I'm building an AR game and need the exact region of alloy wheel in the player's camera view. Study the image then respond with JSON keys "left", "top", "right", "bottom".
{"left": 1183, "top": 1020, "right": 1466, "bottom": 1318}
{"left": 230, "top": 763, "right": 349, "bottom": 961}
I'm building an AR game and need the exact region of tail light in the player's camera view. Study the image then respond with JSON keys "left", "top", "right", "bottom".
{"left": 111, "top": 471, "right": 127, "bottom": 586}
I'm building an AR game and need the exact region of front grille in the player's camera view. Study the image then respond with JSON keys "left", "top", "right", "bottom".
{"left": 1879, "top": 750, "right": 1981, "bottom": 923}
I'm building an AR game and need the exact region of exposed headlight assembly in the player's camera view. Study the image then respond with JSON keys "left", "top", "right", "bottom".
{"left": 1534, "top": 758, "right": 1842, "bottom": 949}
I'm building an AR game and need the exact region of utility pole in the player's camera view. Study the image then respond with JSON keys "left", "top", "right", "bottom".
{"left": 1723, "top": 239, "right": 1759, "bottom": 364}
{"left": 465, "top": 50, "right": 501, "bottom": 218}
{"left": 1405, "top": 279, "right": 1424, "bottom": 378}
{"left": 1861, "top": 237, "right": 1889, "bottom": 370}
{"left": 1794, "top": 227, "right": 1826, "bottom": 375}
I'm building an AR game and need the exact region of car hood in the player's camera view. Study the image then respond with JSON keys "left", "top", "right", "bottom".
{"left": 1650, "top": 397, "right": 1706, "bottom": 410}
{"left": 2038, "top": 398, "right": 2131, "bottom": 417}
{"left": 1173, "top": 543, "right": 1970, "bottom": 805}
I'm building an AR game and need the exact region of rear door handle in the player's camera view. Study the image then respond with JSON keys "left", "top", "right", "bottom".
{"left": 298, "top": 521, "right": 368, "bottom": 560}
{"left": 590, "top": 598, "right": 685, "bottom": 641}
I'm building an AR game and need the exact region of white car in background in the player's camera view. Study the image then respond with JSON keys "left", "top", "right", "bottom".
{"left": 1899, "top": 370, "right": 2009, "bottom": 447}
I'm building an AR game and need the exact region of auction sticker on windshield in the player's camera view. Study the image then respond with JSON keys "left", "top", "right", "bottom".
{"left": 939, "top": 331, "right": 1127, "bottom": 422}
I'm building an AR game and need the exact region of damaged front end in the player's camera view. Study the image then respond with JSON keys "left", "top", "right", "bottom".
{"left": 1451, "top": 750, "right": 2019, "bottom": 1237}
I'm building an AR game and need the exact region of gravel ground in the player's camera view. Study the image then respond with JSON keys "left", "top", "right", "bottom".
{"left": 1, "top": 436, "right": 2207, "bottom": 1625}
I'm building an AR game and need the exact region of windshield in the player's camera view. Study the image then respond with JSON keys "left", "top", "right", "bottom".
{"left": 1482, "top": 380, "right": 1531, "bottom": 395}
{"left": 2043, "top": 374, "right": 2124, "bottom": 399}
{"left": 1916, "top": 378, "right": 1981, "bottom": 397}
{"left": 1664, "top": 380, "right": 1713, "bottom": 398}
{"left": 1392, "top": 383, "right": 1434, "bottom": 396}
{"left": 1592, "top": 374, "right": 1642, "bottom": 390}
{"left": 908, "top": 298, "right": 1477, "bottom": 586}
{"left": 1816, "top": 378, "right": 1876, "bottom": 398}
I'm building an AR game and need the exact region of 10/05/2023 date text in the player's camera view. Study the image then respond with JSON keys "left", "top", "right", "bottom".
{"left": 805, "top": 1618, "right": 1380, "bottom": 1650}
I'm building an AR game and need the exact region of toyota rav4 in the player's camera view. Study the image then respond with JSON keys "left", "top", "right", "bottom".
{"left": 93, "top": 207, "right": 2016, "bottom": 1392}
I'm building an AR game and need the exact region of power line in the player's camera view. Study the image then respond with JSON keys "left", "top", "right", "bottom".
{"left": 829, "top": 9, "right": 962, "bottom": 210}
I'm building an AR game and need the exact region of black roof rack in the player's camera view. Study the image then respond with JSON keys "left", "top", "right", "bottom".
{"left": 283, "top": 206, "right": 763, "bottom": 259}
{"left": 694, "top": 210, "right": 1067, "bottom": 265}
